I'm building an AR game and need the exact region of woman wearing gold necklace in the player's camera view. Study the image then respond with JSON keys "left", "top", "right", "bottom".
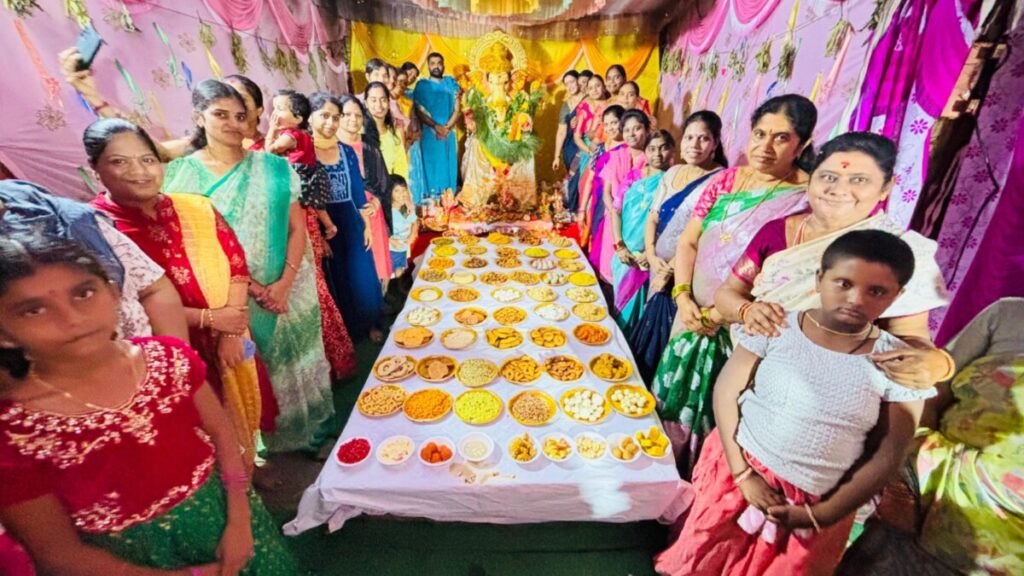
{"left": 715, "top": 131, "right": 951, "bottom": 389}
{"left": 309, "top": 93, "right": 385, "bottom": 343}
{"left": 650, "top": 94, "right": 817, "bottom": 478}
{"left": 162, "top": 80, "right": 334, "bottom": 453}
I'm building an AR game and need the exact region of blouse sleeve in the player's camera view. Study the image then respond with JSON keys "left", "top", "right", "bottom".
{"left": 735, "top": 329, "right": 770, "bottom": 358}
{"left": 213, "top": 209, "right": 249, "bottom": 281}
{"left": 690, "top": 169, "right": 735, "bottom": 220}
{"left": 731, "top": 218, "right": 788, "bottom": 285}
{"left": 873, "top": 334, "right": 938, "bottom": 402}
{"left": 97, "top": 219, "right": 165, "bottom": 289}
{"left": 150, "top": 336, "right": 209, "bottom": 395}
{"left": 0, "top": 449, "right": 55, "bottom": 508}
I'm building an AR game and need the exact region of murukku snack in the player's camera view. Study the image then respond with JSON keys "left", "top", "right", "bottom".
{"left": 357, "top": 384, "right": 406, "bottom": 417}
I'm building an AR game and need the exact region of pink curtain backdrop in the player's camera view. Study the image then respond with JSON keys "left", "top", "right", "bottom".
{"left": 931, "top": 25, "right": 1024, "bottom": 342}
{"left": 0, "top": 0, "right": 345, "bottom": 200}
{"left": 657, "top": 0, "right": 877, "bottom": 164}
{"left": 850, "top": 0, "right": 981, "bottom": 228}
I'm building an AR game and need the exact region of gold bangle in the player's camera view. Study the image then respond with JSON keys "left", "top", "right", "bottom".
{"left": 804, "top": 502, "right": 822, "bottom": 533}
{"left": 206, "top": 308, "right": 215, "bottom": 330}
{"left": 738, "top": 301, "right": 754, "bottom": 323}
{"left": 671, "top": 283, "right": 692, "bottom": 300}
{"left": 198, "top": 309, "right": 206, "bottom": 330}
{"left": 733, "top": 467, "right": 754, "bottom": 485}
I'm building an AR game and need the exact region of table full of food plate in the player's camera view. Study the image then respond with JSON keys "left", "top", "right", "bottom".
{"left": 285, "top": 231, "right": 687, "bottom": 535}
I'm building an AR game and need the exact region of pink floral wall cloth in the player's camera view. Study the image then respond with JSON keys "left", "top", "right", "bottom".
{"left": 0, "top": 0, "right": 347, "bottom": 200}
{"left": 657, "top": 0, "right": 877, "bottom": 165}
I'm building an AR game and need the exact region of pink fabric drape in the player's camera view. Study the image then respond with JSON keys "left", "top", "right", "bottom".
{"left": 730, "top": 0, "right": 782, "bottom": 32}
{"left": 201, "top": 0, "right": 264, "bottom": 31}
{"left": 265, "top": 0, "right": 313, "bottom": 53}
{"left": 685, "top": 0, "right": 731, "bottom": 54}
{"left": 932, "top": 26, "right": 1024, "bottom": 343}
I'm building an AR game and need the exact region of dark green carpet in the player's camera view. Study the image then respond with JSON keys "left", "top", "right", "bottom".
{"left": 263, "top": 295, "right": 669, "bottom": 575}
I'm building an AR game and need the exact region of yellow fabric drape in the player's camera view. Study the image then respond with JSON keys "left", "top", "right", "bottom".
{"left": 169, "top": 193, "right": 261, "bottom": 464}
{"left": 351, "top": 21, "right": 660, "bottom": 183}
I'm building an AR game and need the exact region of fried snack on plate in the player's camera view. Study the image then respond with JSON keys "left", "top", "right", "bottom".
{"left": 454, "top": 307, "right": 488, "bottom": 326}
{"left": 529, "top": 326, "right": 566, "bottom": 348}
{"left": 543, "top": 355, "right": 585, "bottom": 382}
{"left": 393, "top": 326, "right": 434, "bottom": 349}
{"left": 373, "top": 355, "right": 416, "bottom": 382}
{"left": 448, "top": 287, "right": 479, "bottom": 302}
{"left": 589, "top": 353, "right": 633, "bottom": 382}
{"left": 440, "top": 327, "right": 478, "bottom": 350}
{"left": 486, "top": 327, "right": 523, "bottom": 349}
{"left": 416, "top": 355, "right": 457, "bottom": 383}
{"left": 357, "top": 384, "right": 406, "bottom": 417}
{"left": 501, "top": 355, "right": 542, "bottom": 384}
{"left": 403, "top": 388, "right": 453, "bottom": 422}
{"left": 508, "top": 390, "right": 556, "bottom": 425}
{"left": 456, "top": 359, "right": 499, "bottom": 387}
{"left": 573, "top": 323, "right": 611, "bottom": 345}
{"left": 493, "top": 306, "right": 527, "bottom": 325}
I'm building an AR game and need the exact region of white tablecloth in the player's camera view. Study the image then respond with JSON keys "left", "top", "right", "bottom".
{"left": 285, "top": 236, "right": 690, "bottom": 535}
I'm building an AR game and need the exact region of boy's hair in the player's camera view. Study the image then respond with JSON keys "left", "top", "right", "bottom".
{"left": 821, "top": 230, "right": 915, "bottom": 287}
{"left": 274, "top": 89, "right": 311, "bottom": 130}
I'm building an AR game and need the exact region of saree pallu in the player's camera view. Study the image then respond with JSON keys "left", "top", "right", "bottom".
{"left": 164, "top": 153, "right": 333, "bottom": 452}
{"left": 81, "top": 472, "right": 299, "bottom": 574}
{"left": 751, "top": 214, "right": 949, "bottom": 319}
{"left": 594, "top": 147, "right": 646, "bottom": 283}
{"left": 650, "top": 182, "right": 807, "bottom": 476}
{"left": 91, "top": 192, "right": 266, "bottom": 460}
{"left": 304, "top": 207, "right": 356, "bottom": 380}
{"left": 654, "top": 432, "right": 855, "bottom": 576}
{"left": 611, "top": 172, "right": 663, "bottom": 337}
{"left": 561, "top": 105, "right": 581, "bottom": 211}
{"left": 915, "top": 354, "right": 1024, "bottom": 575}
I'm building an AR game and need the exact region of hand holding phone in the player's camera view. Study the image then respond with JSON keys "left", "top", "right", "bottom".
{"left": 75, "top": 25, "right": 104, "bottom": 71}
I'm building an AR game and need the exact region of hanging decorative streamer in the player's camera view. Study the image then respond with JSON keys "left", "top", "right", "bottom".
{"left": 809, "top": 72, "right": 823, "bottom": 102}
{"left": 231, "top": 30, "right": 249, "bottom": 74}
{"left": 152, "top": 23, "right": 183, "bottom": 87}
{"left": 3, "top": 0, "right": 41, "bottom": 18}
{"left": 181, "top": 61, "right": 194, "bottom": 91}
{"left": 205, "top": 48, "right": 223, "bottom": 79}
{"left": 76, "top": 166, "right": 99, "bottom": 195}
{"left": 776, "top": 0, "right": 800, "bottom": 82}
{"left": 199, "top": 20, "right": 216, "bottom": 49}
{"left": 825, "top": 19, "right": 852, "bottom": 58}
{"left": 286, "top": 48, "right": 301, "bottom": 79}
{"left": 13, "top": 19, "right": 62, "bottom": 105}
{"left": 691, "top": 59, "right": 706, "bottom": 111}
{"left": 149, "top": 91, "right": 171, "bottom": 139}
{"left": 255, "top": 35, "right": 275, "bottom": 71}
{"left": 114, "top": 58, "right": 147, "bottom": 112}
{"left": 274, "top": 44, "right": 289, "bottom": 74}
{"left": 64, "top": 0, "right": 91, "bottom": 28}
{"left": 700, "top": 52, "right": 719, "bottom": 109}
{"left": 820, "top": 26, "right": 853, "bottom": 103}
{"left": 716, "top": 79, "right": 731, "bottom": 116}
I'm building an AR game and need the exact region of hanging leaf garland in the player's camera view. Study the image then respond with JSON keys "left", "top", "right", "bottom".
{"left": 286, "top": 48, "right": 301, "bottom": 79}
{"left": 3, "top": 0, "right": 41, "bottom": 18}
{"left": 231, "top": 30, "right": 248, "bottom": 74}
{"left": 704, "top": 52, "right": 719, "bottom": 82}
{"left": 754, "top": 40, "right": 772, "bottom": 75}
{"left": 199, "top": 20, "right": 216, "bottom": 50}
{"left": 777, "top": 40, "right": 796, "bottom": 81}
{"left": 307, "top": 51, "right": 319, "bottom": 85}
{"left": 102, "top": 3, "right": 139, "bottom": 33}
{"left": 273, "top": 44, "right": 288, "bottom": 74}
{"left": 825, "top": 19, "right": 853, "bottom": 58}
{"left": 727, "top": 49, "right": 745, "bottom": 78}
{"left": 863, "top": 0, "right": 888, "bottom": 34}
{"left": 64, "top": 0, "right": 90, "bottom": 28}
{"left": 255, "top": 36, "right": 274, "bottom": 71}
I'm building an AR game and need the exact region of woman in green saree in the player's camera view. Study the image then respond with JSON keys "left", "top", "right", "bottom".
{"left": 163, "top": 80, "right": 333, "bottom": 453}
{"left": 651, "top": 94, "right": 817, "bottom": 477}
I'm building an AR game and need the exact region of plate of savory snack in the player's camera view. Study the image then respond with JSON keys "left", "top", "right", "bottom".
{"left": 508, "top": 432, "right": 539, "bottom": 464}
{"left": 463, "top": 257, "right": 488, "bottom": 269}
{"left": 393, "top": 326, "right": 434, "bottom": 349}
{"left": 565, "top": 287, "right": 599, "bottom": 303}
{"left": 486, "top": 327, "right": 523, "bottom": 350}
{"left": 496, "top": 246, "right": 520, "bottom": 258}
{"left": 524, "top": 247, "right": 549, "bottom": 259}
{"left": 568, "top": 271, "right": 597, "bottom": 285}
{"left": 455, "top": 358, "right": 499, "bottom": 387}
{"left": 433, "top": 245, "right": 458, "bottom": 257}
{"left": 431, "top": 237, "right": 455, "bottom": 246}
{"left": 454, "top": 389, "right": 503, "bottom": 425}
{"left": 493, "top": 306, "right": 528, "bottom": 326}
{"left": 428, "top": 256, "right": 455, "bottom": 269}
{"left": 402, "top": 388, "right": 453, "bottom": 423}
{"left": 448, "top": 287, "right": 479, "bottom": 303}
{"left": 440, "top": 327, "right": 477, "bottom": 350}
{"left": 554, "top": 248, "right": 580, "bottom": 260}
{"left": 548, "top": 236, "right": 573, "bottom": 248}
{"left": 508, "top": 271, "right": 540, "bottom": 285}
{"left": 500, "top": 355, "right": 543, "bottom": 384}
{"left": 508, "top": 390, "right": 558, "bottom": 426}
{"left": 589, "top": 353, "right": 633, "bottom": 382}
{"left": 529, "top": 326, "right": 566, "bottom": 348}
{"left": 462, "top": 245, "right": 487, "bottom": 255}
{"left": 558, "top": 259, "right": 586, "bottom": 272}
{"left": 419, "top": 269, "right": 448, "bottom": 282}
{"left": 572, "top": 323, "right": 611, "bottom": 346}
{"left": 480, "top": 271, "right": 509, "bottom": 285}
{"left": 454, "top": 307, "right": 488, "bottom": 326}
{"left": 543, "top": 355, "right": 585, "bottom": 382}
{"left": 572, "top": 303, "right": 608, "bottom": 322}
{"left": 356, "top": 384, "right": 406, "bottom": 417}
{"left": 372, "top": 355, "right": 417, "bottom": 382}
{"left": 457, "top": 235, "right": 480, "bottom": 245}
{"left": 416, "top": 355, "right": 458, "bottom": 383}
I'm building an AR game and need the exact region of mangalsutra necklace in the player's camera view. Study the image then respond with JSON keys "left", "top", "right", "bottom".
{"left": 803, "top": 310, "right": 873, "bottom": 338}
{"left": 718, "top": 169, "right": 793, "bottom": 245}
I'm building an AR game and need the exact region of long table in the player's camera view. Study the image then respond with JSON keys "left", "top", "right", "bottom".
{"left": 285, "top": 234, "right": 688, "bottom": 534}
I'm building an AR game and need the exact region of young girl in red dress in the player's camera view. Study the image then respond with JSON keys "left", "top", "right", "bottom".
{"left": 0, "top": 235, "right": 298, "bottom": 575}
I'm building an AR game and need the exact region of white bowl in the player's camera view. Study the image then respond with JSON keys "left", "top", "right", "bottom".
{"left": 540, "top": 432, "right": 574, "bottom": 463}
{"left": 574, "top": 432, "right": 608, "bottom": 461}
{"left": 458, "top": 432, "right": 495, "bottom": 462}
{"left": 507, "top": 433, "right": 540, "bottom": 465}
{"left": 376, "top": 435, "right": 414, "bottom": 466}
{"left": 418, "top": 436, "right": 455, "bottom": 467}
{"left": 606, "top": 433, "right": 641, "bottom": 463}
{"left": 335, "top": 437, "right": 373, "bottom": 467}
